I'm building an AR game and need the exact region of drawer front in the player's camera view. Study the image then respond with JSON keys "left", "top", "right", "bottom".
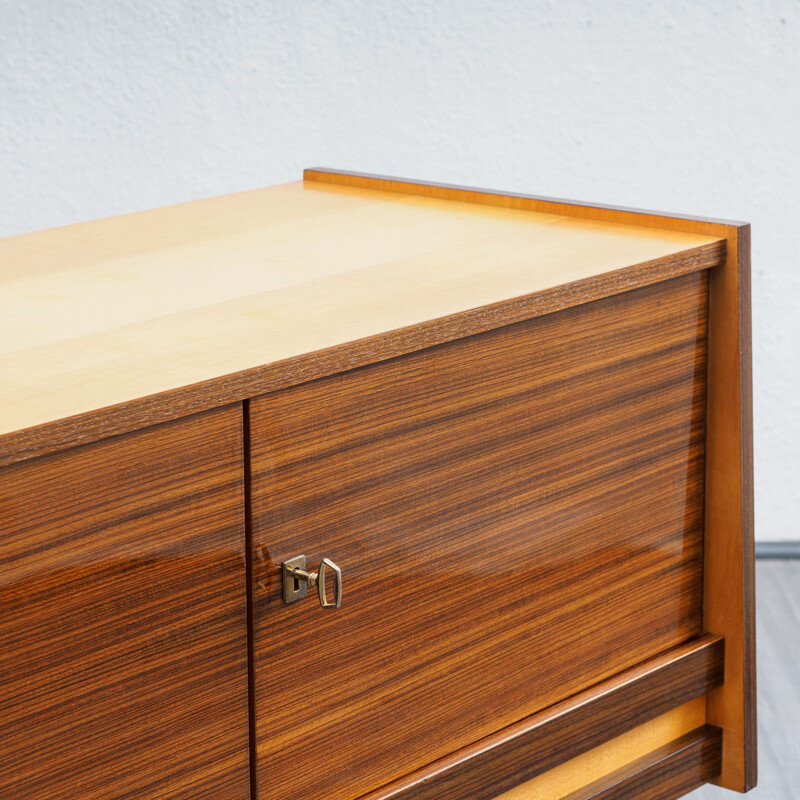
{"left": 250, "top": 272, "right": 709, "bottom": 800}
{"left": 0, "top": 407, "right": 249, "bottom": 800}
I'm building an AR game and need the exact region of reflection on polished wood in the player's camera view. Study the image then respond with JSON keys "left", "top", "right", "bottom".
{"left": 250, "top": 272, "right": 710, "bottom": 800}
{"left": 0, "top": 407, "right": 249, "bottom": 800}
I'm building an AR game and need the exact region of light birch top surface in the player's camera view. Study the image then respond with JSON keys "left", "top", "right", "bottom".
{"left": 0, "top": 179, "right": 722, "bottom": 438}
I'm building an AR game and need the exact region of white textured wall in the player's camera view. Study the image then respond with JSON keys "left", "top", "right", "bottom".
{"left": 1, "top": 1, "right": 798, "bottom": 540}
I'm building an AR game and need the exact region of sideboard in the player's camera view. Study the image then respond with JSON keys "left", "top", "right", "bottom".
{"left": 0, "top": 169, "right": 755, "bottom": 799}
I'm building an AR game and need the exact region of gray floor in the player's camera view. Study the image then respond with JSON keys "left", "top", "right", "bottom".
{"left": 687, "top": 560, "right": 800, "bottom": 799}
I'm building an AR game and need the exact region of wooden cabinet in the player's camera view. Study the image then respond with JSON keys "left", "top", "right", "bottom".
{"left": 0, "top": 169, "right": 755, "bottom": 800}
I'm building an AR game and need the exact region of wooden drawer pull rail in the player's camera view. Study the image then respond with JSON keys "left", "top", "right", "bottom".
{"left": 562, "top": 725, "right": 722, "bottom": 800}
{"left": 359, "top": 634, "right": 724, "bottom": 800}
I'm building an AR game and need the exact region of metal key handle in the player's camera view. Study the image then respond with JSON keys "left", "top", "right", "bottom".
{"left": 281, "top": 555, "right": 342, "bottom": 608}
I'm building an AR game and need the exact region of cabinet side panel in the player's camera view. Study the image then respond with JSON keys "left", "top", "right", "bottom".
{"left": 0, "top": 406, "right": 249, "bottom": 800}
{"left": 704, "top": 224, "right": 757, "bottom": 790}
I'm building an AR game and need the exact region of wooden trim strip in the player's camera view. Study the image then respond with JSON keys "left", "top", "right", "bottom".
{"left": 561, "top": 726, "right": 722, "bottom": 800}
{"left": 0, "top": 240, "right": 724, "bottom": 469}
{"left": 304, "top": 167, "right": 756, "bottom": 793}
{"left": 359, "top": 635, "right": 723, "bottom": 800}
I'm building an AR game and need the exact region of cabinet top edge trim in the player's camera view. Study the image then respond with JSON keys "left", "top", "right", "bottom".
{"left": 0, "top": 251, "right": 721, "bottom": 467}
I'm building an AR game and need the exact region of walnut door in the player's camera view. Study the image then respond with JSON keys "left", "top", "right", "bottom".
{"left": 250, "top": 274, "right": 710, "bottom": 800}
{"left": 0, "top": 406, "right": 249, "bottom": 800}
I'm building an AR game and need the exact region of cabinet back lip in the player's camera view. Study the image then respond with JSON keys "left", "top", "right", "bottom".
{"left": 304, "top": 167, "right": 751, "bottom": 231}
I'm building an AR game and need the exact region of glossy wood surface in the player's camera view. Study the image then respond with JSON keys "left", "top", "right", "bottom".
{"left": 0, "top": 179, "right": 724, "bottom": 467}
{"left": 250, "top": 273, "right": 709, "bottom": 800}
{"left": 367, "top": 635, "right": 723, "bottom": 800}
{"left": 0, "top": 407, "right": 249, "bottom": 800}
{"left": 306, "top": 167, "right": 757, "bottom": 791}
{"left": 560, "top": 727, "right": 722, "bottom": 800}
